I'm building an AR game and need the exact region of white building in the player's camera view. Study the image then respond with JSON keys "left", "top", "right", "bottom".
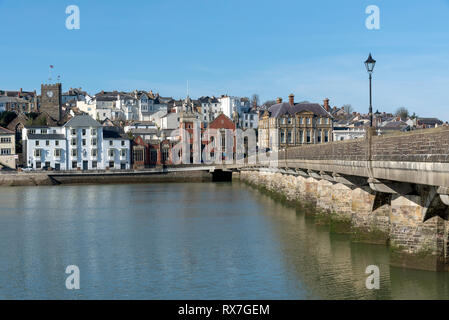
{"left": 332, "top": 128, "right": 366, "bottom": 141}
{"left": 219, "top": 96, "right": 242, "bottom": 119}
{"left": 23, "top": 115, "right": 130, "bottom": 170}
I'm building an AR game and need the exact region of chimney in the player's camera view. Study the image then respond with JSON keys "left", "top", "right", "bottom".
{"left": 288, "top": 93, "right": 294, "bottom": 106}
{"left": 323, "top": 98, "right": 330, "bottom": 111}
{"left": 276, "top": 97, "right": 283, "bottom": 104}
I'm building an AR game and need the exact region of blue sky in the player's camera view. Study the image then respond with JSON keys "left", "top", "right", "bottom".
{"left": 1, "top": 0, "right": 449, "bottom": 119}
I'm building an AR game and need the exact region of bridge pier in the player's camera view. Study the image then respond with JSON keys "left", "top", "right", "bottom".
{"left": 238, "top": 168, "right": 449, "bottom": 272}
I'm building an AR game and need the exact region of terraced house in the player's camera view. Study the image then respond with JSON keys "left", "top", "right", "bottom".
{"left": 258, "top": 94, "right": 333, "bottom": 151}
{"left": 22, "top": 115, "right": 130, "bottom": 170}
{"left": 0, "top": 126, "right": 16, "bottom": 169}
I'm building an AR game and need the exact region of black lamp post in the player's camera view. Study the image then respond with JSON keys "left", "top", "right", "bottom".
{"left": 364, "top": 53, "right": 376, "bottom": 127}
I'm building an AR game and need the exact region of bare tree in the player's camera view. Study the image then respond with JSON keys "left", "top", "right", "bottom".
{"left": 342, "top": 104, "right": 353, "bottom": 114}
{"left": 395, "top": 107, "right": 409, "bottom": 120}
{"left": 251, "top": 94, "right": 260, "bottom": 108}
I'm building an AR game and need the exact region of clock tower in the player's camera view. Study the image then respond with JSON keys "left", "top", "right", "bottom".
{"left": 40, "top": 83, "right": 62, "bottom": 121}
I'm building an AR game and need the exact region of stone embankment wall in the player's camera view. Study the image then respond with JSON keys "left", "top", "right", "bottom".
{"left": 237, "top": 170, "right": 449, "bottom": 272}
{"left": 0, "top": 170, "right": 213, "bottom": 186}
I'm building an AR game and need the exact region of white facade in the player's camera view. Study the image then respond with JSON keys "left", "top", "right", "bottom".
{"left": 219, "top": 96, "right": 242, "bottom": 119}
{"left": 23, "top": 115, "right": 130, "bottom": 171}
{"left": 239, "top": 111, "right": 258, "bottom": 129}
{"left": 332, "top": 128, "right": 366, "bottom": 141}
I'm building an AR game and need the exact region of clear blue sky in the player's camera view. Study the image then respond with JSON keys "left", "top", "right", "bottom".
{"left": 1, "top": 0, "right": 449, "bottom": 119}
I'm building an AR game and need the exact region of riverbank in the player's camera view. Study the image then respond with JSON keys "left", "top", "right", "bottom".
{"left": 234, "top": 170, "right": 449, "bottom": 272}
{"left": 0, "top": 169, "right": 214, "bottom": 186}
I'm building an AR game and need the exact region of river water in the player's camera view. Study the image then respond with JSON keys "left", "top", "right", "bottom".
{"left": 0, "top": 182, "right": 448, "bottom": 299}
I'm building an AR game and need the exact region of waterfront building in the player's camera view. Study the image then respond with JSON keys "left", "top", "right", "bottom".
{"left": 258, "top": 94, "right": 333, "bottom": 151}
{"left": 22, "top": 115, "right": 130, "bottom": 170}
{"left": 0, "top": 126, "right": 17, "bottom": 169}
{"left": 333, "top": 128, "right": 366, "bottom": 141}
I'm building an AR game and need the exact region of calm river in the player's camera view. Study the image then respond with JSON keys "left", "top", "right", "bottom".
{"left": 0, "top": 182, "right": 448, "bottom": 299}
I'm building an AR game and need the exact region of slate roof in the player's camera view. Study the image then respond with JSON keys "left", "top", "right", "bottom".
{"left": 0, "top": 126, "right": 14, "bottom": 134}
{"left": 63, "top": 115, "right": 102, "bottom": 128}
{"left": 28, "top": 134, "right": 66, "bottom": 140}
{"left": 268, "top": 102, "right": 332, "bottom": 118}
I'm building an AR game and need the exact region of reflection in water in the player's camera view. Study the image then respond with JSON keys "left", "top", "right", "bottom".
{"left": 0, "top": 182, "right": 448, "bottom": 299}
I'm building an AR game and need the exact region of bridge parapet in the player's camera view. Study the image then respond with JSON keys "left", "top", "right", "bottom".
{"left": 278, "top": 126, "right": 449, "bottom": 163}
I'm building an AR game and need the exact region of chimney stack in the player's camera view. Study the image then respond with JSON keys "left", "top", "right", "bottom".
{"left": 276, "top": 97, "right": 283, "bottom": 104}
{"left": 323, "top": 98, "right": 330, "bottom": 111}
{"left": 288, "top": 93, "right": 294, "bottom": 106}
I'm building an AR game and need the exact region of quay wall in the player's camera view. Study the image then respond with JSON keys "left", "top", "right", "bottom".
{"left": 237, "top": 170, "right": 449, "bottom": 272}
{"left": 0, "top": 170, "right": 213, "bottom": 186}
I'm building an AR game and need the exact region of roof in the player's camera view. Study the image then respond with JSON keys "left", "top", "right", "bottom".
{"left": 28, "top": 134, "right": 65, "bottom": 140}
{"left": 0, "top": 126, "right": 14, "bottom": 134}
{"left": 63, "top": 115, "right": 102, "bottom": 128}
{"left": 268, "top": 102, "right": 332, "bottom": 118}
{"left": 417, "top": 118, "right": 443, "bottom": 125}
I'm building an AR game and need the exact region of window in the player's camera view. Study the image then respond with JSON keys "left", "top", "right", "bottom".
{"left": 0, "top": 137, "right": 11, "bottom": 143}
{"left": 91, "top": 149, "right": 97, "bottom": 157}
{"left": 92, "top": 161, "right": 97, "bottom": 169}
{"left": 325, "top": 130, "right": 329, "bottom": 142}
{"left": 35, "top": 140, "right": 39, "bottom": 146}
{"left": 91, "top": 128, "right": 97, "bottom": 136}
{"left": 55, "top": 140, "right": 59, "bottom": 146}
{"left": 299, "top": 130, "right": 304, "bottom": 143}
{"left": 71, "top": 138, "right": 77, "bottom": 146}
{"left": 162, "top": 147, "right": 169, "bottom": 162}
{"left": 120, "top": 149, "right": 127, "bottom": 157}
{"left": 54, "top": 149, "right": 61, "bottom": 157}
{"left": 306, "top": 118, "right": 311, "bottom": 125}
{"left": 82, "top": 129, "right": 86, "bottom": 136}
{"left": 72, "top": 161, "right": 77, "bottom": 169}
{"left": 0, "top": 148, "right": 11, "bottom": 155}
{"left": 36, "top": 161, "right": 41, "bottom": 169}
{"left": 306, "top": 130, "right": 311, "bottom": 143}
{"left": 71, "top": 129, "right": 76, "bottom": 135}
{"left": 46, "top": 140, "right": 50, "bottom": 146}
{"left": 108, "top": 149, "right": 114, "bottom": 157}
{"left": 34, "top": 149, "right": 41, "bottom": 157}
{"left": 109, "top": 140, "right": 113, "bottom": 146}
{"left": 82, "top": 139, "right": 86, "bottom": 146}
{"left": 318, "top": 130, "right": 322, "bottom": 143}
{"left": 41, "top": 129, "right": 47, "bottom": 134}
{"left": 121, "top": 140, "right": 126, "bottom": 146}
{"left": 91, "top": 138, "right": 97, "bottom": 146}
{"left": 299, "top": 117, "right": 303, "bottom": 125}
{"left": 72, "top": 149, "right": 77, "bottom": 157}
{"left": 109, "top": 161, "right": 114, "bottom": 168}
{"left": 287, "top": 117, "right": 292, "bottom": 124}
{"left": 29, "top": 129, "right": 36, "bottom": 134}
{"left": 280, "top": 131, "right": 285, "bottom": 143}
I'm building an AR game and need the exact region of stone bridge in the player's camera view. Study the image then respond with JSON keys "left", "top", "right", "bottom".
{"left": 235, "top": 127, "right": 449, "bottom": 272}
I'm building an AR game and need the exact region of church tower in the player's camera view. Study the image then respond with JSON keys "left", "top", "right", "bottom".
{"left": 40, "top": 83, "right": 62, "bottom": 121}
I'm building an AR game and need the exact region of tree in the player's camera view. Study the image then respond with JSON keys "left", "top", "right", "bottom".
{"left": 251, "top": 94, "right": 260, "bottom": 108}
{"left": 395, "top": 107, "right": 409, "bottom": 120}
{"left": 342, "top": 104, "right": 353, "bottom": 114}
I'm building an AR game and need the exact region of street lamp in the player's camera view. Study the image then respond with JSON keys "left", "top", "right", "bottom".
{"left": 364, "top": 53, "right": 376, "bottom": 127}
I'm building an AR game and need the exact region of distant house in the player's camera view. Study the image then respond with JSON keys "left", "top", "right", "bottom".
{"left": 0, "top": 126, "right": 17, "bottom": 169}
{"left": 416, "top": 118, "right": 443, "bottom": 128}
